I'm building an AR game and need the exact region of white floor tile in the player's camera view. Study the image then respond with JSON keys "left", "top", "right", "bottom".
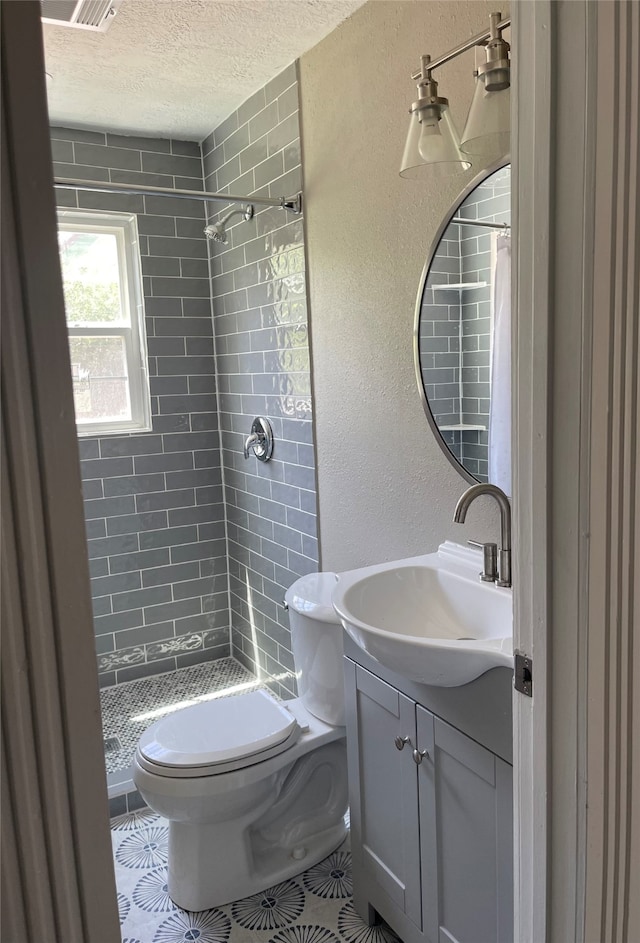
{"left": 112, "top": 811, "right": 401, "bottom": 943}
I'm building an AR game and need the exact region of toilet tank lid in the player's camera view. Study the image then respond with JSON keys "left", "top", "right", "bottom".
{"left": 285, "top": 571, "right": 339, "bottom": 623}
{"left": 137, "top": 689, "right": 299, "bottom": 769}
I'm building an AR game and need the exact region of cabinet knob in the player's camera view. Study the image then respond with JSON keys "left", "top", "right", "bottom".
{"left": 394, "top": 735, "right": 410, "bottom": 751}
{"left": 412, "top": 748, "right": 429, "bottom": 765}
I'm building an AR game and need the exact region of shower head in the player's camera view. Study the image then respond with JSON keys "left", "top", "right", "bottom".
{"left": 204, "top": 222, "right": 227, "bottom": 243}
{"left": 204, "top": 204, "right": 253, "bottom": 244}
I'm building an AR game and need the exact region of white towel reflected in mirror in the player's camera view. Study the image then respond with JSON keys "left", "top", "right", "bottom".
{"left": 489, "top": 235, "right": 511, "bottom": 495}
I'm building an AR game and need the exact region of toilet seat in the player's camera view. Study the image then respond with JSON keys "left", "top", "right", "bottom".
{"left": 137, "top": 689, "right": 301, "bottom": 778}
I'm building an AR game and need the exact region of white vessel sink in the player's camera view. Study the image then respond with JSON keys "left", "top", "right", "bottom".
{"left": 332, "top": 542, "right": 512, "bottom": 687}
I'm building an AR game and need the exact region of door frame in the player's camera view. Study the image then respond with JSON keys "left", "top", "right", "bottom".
{"left": 4, "top": 1, "right": 637, "bottom": 940}
{"left": 513, "top": 1, "right": 639, "bottom": 940}
{"left": 1, "top": 3, "right": 120, "bottom": 939}
{"left": 511, "top": 2, "right": 554, "bottom": 935}
{"left": 513, "top": 1, "right": 596, "bottom": 938}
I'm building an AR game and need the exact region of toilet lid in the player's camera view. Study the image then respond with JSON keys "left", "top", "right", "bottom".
{"left": 138, "top": 689, "right": 299, "bottom": 769}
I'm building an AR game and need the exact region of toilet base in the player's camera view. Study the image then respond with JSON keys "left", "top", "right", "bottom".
{"left": 167, "top": 817, "right": 347, "bottom": 911}
{"left": 142, "top": 735, "right": 349, "bottom": 912}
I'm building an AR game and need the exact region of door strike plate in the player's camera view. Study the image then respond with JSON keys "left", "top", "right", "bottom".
{"left": 514, "top": 652, "right": 533, "bottom": 697}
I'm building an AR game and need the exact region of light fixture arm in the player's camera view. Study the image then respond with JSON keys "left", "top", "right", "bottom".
{"left": 401, "top": 10, "right": 510, "bottom": 176}
{"left": 410, "top": 14, "right": 511, "bottom": 79}
{"left": 410, "top": 54, "right": 450, "bottom": 126}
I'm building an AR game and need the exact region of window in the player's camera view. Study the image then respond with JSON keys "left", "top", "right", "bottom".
{"left": 57, "top": 210, "right": 151, "bottom": 436}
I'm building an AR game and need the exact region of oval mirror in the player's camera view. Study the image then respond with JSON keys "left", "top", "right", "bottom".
{"left": 415, "top": 162, "right": 511, "bottom": 493}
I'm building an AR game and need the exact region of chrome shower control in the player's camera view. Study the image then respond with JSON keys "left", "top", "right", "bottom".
{"left": 394, "top": 736, "right": 410, "bottom": 751}
{"left": 243, "top": 417, "right": 274, "bottom": 462}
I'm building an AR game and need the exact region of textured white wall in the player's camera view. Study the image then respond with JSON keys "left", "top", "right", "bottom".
{"left": 299, "top": 0, "right": 510, "bottom": 571}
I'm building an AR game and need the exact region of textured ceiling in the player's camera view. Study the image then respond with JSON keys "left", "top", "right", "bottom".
{"left": 43, "top": 0, "right": 365, "bottom": 140}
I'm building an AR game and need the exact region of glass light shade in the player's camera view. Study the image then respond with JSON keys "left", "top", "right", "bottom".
{"left": 400, "top": 106, "right": 471, "bottom": 179}
{"left": 460, "top": 79, "right": 510, "bottom": 158}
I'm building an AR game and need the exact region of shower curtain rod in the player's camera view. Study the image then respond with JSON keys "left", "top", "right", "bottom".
{"left": 451, "top": 217, "right": 510, "bottom": 231}
{"left": 53, "top": 177, "right": 303, "bottom": 214}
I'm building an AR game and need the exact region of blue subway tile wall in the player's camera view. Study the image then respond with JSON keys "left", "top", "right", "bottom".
{"left": 52, "top": 127, "right": 230, "bottom": 685}
{"left": 202, "top": 63, "right": 318, "bottom": 698}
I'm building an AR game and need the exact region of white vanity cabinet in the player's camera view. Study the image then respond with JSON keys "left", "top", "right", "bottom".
{"left": 344, "top": 654, "right": 513, "bottom": 943}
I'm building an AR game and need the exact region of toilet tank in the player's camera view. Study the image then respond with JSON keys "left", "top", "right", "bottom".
{"left": 285, "top": 572, "right": 345, "bottom": 727}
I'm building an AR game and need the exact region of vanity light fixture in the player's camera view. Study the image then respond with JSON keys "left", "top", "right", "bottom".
{"left": 400, "top": 11, "right": 511, "bottom": 177}
{"left": 399, "top": 55, "right": 471, "bottom": 178}
{"left": 461, "top": 13, "right": 511, "bottom": 157}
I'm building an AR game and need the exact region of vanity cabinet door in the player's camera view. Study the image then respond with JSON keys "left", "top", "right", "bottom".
{"left": 345, "top": 661, "right": 422, "bottom": 930}
{"left": 416, "top": 707, "right": 513, "bottom": 943}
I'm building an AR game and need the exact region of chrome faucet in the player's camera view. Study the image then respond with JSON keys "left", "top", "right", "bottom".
{"left": 453, "top": 483, "right": 512, "bottom": 588}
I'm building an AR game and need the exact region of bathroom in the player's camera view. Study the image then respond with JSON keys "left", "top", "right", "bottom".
{"left": 50, "top": 0, "right": 515, "bottom": 934}
{"left": 2, "top": 2, "right": 639, "bottom": 942}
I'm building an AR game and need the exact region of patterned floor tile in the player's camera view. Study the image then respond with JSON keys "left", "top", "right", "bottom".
{"left": 337, "top": 903, "right": 402, "bottom": 943}
{"left": 302, "top": 852, "right": 352, "bottom": 900}
{"left": 152, "top": 909, "right": 232, "bottom": 942}
{"left": 231, "top": 882, "right": 306, "bottom": 932}
{"left": 112, "top": 811, "right": 402, "bottom": 943}
{"left": 270, "top": 929, "right": 341, "bottom": 943}
{"left": 116, "top": 826, "right": 169, "bottom": 870}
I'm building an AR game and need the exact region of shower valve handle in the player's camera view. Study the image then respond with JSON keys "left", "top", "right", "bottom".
{"left": 243, "top": 417, "right": 274, "bottom": 463}
{"left": 243, "top": 432, "right": 260, "bottom": 458}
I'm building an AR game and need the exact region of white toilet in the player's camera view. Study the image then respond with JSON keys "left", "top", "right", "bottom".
{"left": 133, "top": 572, "right": 347, "bottom": 912}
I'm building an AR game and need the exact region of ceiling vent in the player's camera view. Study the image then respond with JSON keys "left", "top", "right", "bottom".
{"left": 41, "top": 0, "right": 122, "bottom": 32}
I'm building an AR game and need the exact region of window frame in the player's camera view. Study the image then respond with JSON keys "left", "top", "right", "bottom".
{"left": 57, "top": 208, "right": 152, "bottom": 437}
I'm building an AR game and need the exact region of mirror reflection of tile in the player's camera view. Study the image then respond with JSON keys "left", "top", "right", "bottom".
{"left": 419, "top": 166, "right": 511, "bottom": 483}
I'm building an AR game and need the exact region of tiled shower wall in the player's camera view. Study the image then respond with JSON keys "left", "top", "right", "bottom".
{"left": 52, "top": 127, "right": 230, "bottom": 686}
{"left": 53, "top": 63, "right": 317, "bottom": 695}
{"left": 203, "top": 63, "right": 317, "bottom": 698}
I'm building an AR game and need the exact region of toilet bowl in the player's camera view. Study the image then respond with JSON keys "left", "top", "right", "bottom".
{"left": 133, "top": 571, "right": 347, "bottom": 912}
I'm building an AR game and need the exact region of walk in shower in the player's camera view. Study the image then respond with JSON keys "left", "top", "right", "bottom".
{"left": 52, "top": 63, "right": 318, "bottom": 809}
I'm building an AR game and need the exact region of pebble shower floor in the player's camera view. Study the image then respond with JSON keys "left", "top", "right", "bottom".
{"left": 112, "top": 808, "right": 402, "bottom": 943}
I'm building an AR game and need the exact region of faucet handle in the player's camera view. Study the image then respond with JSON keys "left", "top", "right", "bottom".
{"left": 243, "top": 417, "right": 274, "bottom": 462}
{"left": 468, "top": 540, "right": 498, "bottom": 583}
{"left": 243, "top": 431, "right": 260, "bottom": 459}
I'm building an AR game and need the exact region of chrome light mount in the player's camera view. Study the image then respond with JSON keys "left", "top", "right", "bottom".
{"left": 409, "top": 56, "right": 450, "bottom": 127}
{"left": 476, "top": 12, "right": 511, "bottom": 92}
